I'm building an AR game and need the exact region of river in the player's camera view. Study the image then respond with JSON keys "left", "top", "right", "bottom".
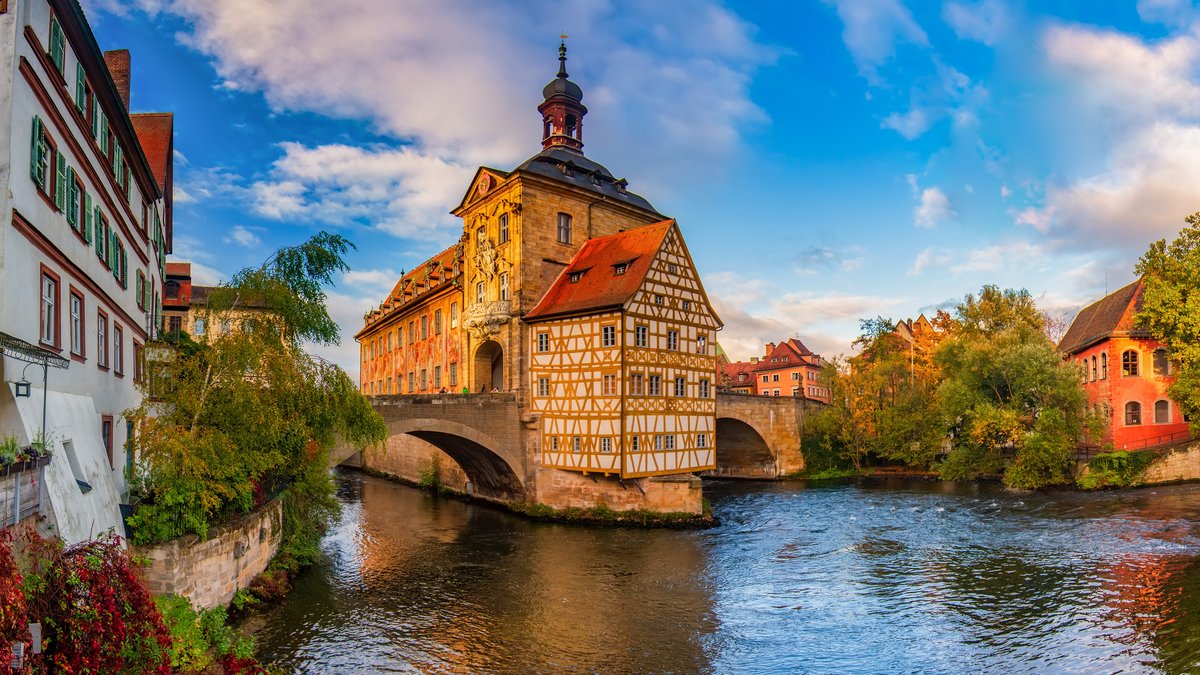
{"left": 248, "top": 470, "right": 1200, "bottom": 673}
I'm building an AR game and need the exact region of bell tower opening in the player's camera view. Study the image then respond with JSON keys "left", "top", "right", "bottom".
{"left": 537, "top": 41, "right": 588, "bottom": 153}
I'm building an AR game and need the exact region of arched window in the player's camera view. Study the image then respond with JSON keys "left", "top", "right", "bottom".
{"left": 1125, "top": 401, "right": 1142, "bottom": 426}
{"left": 1080, "top": 359, "right": 1088, "bottom": 384}
{"left": 1155, "top": 400, "right": 1170, "bottom": 424}
{"left": 1100, "top": 352, "right": 1108, "bottom": 379}
{"left": 1122, "top": 350, "right": 1139, "bottom": 377}
{"left": 1154, "top": 348, "right": 1170, "bottom": 376}
{"left": 1091, "top": 355, "right": 1097, "bottom": 382}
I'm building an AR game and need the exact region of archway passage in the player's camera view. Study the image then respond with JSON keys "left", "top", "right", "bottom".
{"left": 474, "top": 340, "right": 504, "bottom": 392}
{"left": 406, "top": 430, "right": 525, "bottom": 502}
{"left": 713, "top": 418, "right": 776, "bottom": 478}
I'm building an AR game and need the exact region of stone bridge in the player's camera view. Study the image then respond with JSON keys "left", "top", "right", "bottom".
{"left": 710, "top": 392, "right": 809, "bottom": 478}
{"left": 337, "top": 392, "right": 813, "bottom": 503}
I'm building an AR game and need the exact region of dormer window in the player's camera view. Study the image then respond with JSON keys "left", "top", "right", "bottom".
{"left": 614, "top": 263, "right": 627, "bottom": 276}
{"left": 569, "top": 271, "right": 584, "bottom": 283}
{"left": 668, "top": 263, "right": 677, "bottom": 274}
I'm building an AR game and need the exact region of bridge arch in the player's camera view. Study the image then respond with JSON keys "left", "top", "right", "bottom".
{"left": 713, "top": 417, "right": 777, "bottom": 478}
{"left": 387, "top": 417, "right": 525, "bottom": 501}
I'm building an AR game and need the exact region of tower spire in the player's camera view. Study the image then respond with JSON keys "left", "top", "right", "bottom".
{"left": 538, "top": 38, "right": 587, "bottom": 153}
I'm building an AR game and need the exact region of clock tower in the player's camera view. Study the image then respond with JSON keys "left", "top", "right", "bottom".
{"left": 537, "top": 42, "right": 587, "bottom": 152}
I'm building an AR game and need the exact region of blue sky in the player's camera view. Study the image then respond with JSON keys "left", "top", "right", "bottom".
{"left": 83, "top": 0, "right": 1200, "bottom": 379}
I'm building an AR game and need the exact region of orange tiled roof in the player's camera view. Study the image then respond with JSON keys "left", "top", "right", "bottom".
{"left": 525, "top": 220, "right": 674, "bottom": 321}
{"left": 130, "top": 113, "right": 173, "bottom": 192}
{"left": 1058, "top": 280, "right": 1145, "bottom": 355}
{"left": 165, "top": 261, "right": 190, "bottom": 277}
{"left": 721, "top": 360, "right": 757, "bottom": 383}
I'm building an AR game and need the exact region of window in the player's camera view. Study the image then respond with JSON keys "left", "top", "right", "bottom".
{"left": 30, "top": 117, "right": 52, "bottom": 194}
{"left": 1125, "top": 401, "right": 1142, "bottom": 426}
{"left": 69, "top": 291, "right": 83, "bottom": 356}
{"left": 1154, "top": 348, "right": 1171, "bottom": 376}
{"left": 792, "top": 372, "right": 800, "bottom": 381}
{"left": 48, "top": 17, "right": 66, "bottom": 75}
{"left": 601, "top": 437, "right": 612, "bottom": 454}
{"left": 97, "top": 310, "right": 108, "bottom": 368}
{"left": 603, "top": 374, "right": 617, "bottom": 396}
{"left": 700, "top": 379, "right": 710, "bottom": 398}
{"left": 409, "top": 321, "right": 415, "bottom": 343}
{"left": 499, "top": 272, "right": 509, "bottom": 301}
{"left": 40, "top": 270, "right": 59, "bottom": 347}
{"left": 635, "top": 325, "right": 648, "bottom": 348}
{"left": 408, "top": 371, "right": 415, "bottom": 391}
{"left": 420, "top": 369, "right": 428, "bottom": 390}
{"left": 435, "top": 309, "right": 443, "bottom": 335}
{"left": 773, "top": 374, "right": 780, "bottom": 382}
{"left": 550, "top": 436, "right": 559, "bottom": 452}
{"left": 1091, "top": 356, "right": 1097, "bottom": 382}
{"left": 434, "top": 366, "right": 442, "bottom": 388}
{"left": 167, "top": 316, "right": 182, "bottom": 335}
{"left": 1122, "top": 350, "right": 1139, "bottom": 377}
{"left": 667, "top": 330, "right": 679, "bottom": 351}
{"left": 101, "top": 416, "right": 113, "bottom": 469}
{"left": 388, "top": 332, "right": 394, "bottom": 351}
{"left": 476, "top": 281, "right": 486, "bottom": 303}
{"left": 538, "top": 377, "right": 550, "bottom": 397}
{"left": 654, "top": 295, "right": 664, "bottom": 306}
{"left": 557, "top": 213, "right": 572, "bottom": 244}
{"left": 569, "top": 271, "right": 583, "bottom": 284}
{"left": 133, "top": 342, "right": 143, "bottom": 382}
{"left": 113, "top": 324, "right": 123, "bottom": 376}
{"left": 67, "top": 172, "right": 81, "bottom": 229}
{"left": 630, "top": 373, "right": 644, "bottom": 395}
{"left": 654, "top": 435, "right": 664, "bottom": 451}
{"left": 762, "top": 375, "right": 769, "bottom": 383}
{"left": 674, "top": 377, "right": 686, "bottom": 397}
{"left": 450, "top": 363, "right": 458, "bottom": 387}
{"left": 573, "top": 436, "right": 582, "bottom": 453}
{"left": 664, "top": 435, "right": 676, "bottom": 450}
{"left": 667, "top": 263, "right": 677, "bottom": 274}
{"left": 136, "top": 271, "right": 146, "bottom": 310}
{"left": 697, "top": 433, "right": 707, "bottom": 449}
{"left": 648, "top": 375, "right": 662, "bottom": 396}
{"left": 697, "top": 335, "right": 707, "bottom": 354}
{"left": 1080, "top": 359, "right": 1088, "bottom": 384}
{"left": 499, "top": 214, "right": 509, "bottom": 243}
{"left": 682, "top": 300, "right": 690, "bottom": 311}
{"left": 602, "top": 325, "right": 616, "bottom": 347}
{"left": 1155, "top": 400, "right": 1170, "bottom": 424}
{"left": 631, "top": 435, "right": 640, "bottom": 452}
{"left": 537, "top": 332, "right": 550, "bottom": 352}
{"left": 451, "top": 302, "right": 459, "bottom": 329}
{"left": 614, "top": 263, "right": 627, "bottom": 276}
{"left": 1101, "top": 352, "right": 1108, "bottom": 379}
{"left": 773, "top": 389, "right": 781, "bottom": 396}
{"left": 420, "top": 315, "right": 428, "bottom": 339}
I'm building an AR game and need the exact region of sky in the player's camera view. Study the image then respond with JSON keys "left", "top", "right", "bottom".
{"left": 80, "top": 0, "right": 1200, "bottom": 380}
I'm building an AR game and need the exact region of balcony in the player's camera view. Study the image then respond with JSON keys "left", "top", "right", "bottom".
{"left": 463, "top": 300, "right": 513, "bottom": 340}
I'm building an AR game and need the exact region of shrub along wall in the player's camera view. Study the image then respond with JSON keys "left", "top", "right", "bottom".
{"left": 133, "top": 498, "right": 282, "bottom": 610}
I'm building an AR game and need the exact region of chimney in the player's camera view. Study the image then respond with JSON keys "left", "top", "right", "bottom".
{"left": 750, "top": 357, "right": 759, "bottom": 364}
{"left": 104, "top": 49, "right": 131, "bottom": 110}
{"left": 765, "top": 342, "right": 775, "bottom": 357}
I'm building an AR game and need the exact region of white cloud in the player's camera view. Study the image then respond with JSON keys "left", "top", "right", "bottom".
{"left": 771, "top": 291, "right": 908, "bottom": 323}
{"left": 914, "top": 186, "right": 954, "bottom": 227}
{"left": 882, "top": 107, "right": 932, "bottom": 139}
{"left": 943, "top": 0, "right": 1012, "bottom": 46}
{"left": 1000, "top": 185, "right": 1012, "bottom": 199}
{"left": 950, "top": 241, "right": 1044, "bottom": 274}
{"left": 223, "top": 225, "right": 261, "bottom": 248}
{"left": 341, "top": 268, "right": 401, "bottom": 300}
{"left": 1136, "top": 0, "right": 1197, "bottom": 27}
{"left": 907, "top": 246, "right": 951, "bottom": 276}
{"left": 303, "top": 290, "right": 378, "bottom": 382}
{"left": 822, "top": 0, "right": 928, "bottom": 81}
{"left": 249, "top": 142, "right": 472, "bottom": 240}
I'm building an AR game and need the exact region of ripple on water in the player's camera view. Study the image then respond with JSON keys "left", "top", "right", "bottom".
{"left": 252, "top": 472, "right": 1200, "bottom": 674}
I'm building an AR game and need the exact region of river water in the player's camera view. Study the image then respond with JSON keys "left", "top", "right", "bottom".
{"left": 249, "top": 470, "right": 1200, "bottom": 673}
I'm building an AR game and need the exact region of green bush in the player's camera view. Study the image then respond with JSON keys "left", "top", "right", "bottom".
{"left": 1078, "top": 451, "right": 1156, "bottom": 490}
{"left": 154, "top": 595, "right": 257, "bottom": 672}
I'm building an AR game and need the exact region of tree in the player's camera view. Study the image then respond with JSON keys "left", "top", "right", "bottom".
{"left": 126, "top": 233, "right": 386, "bottom": 552}
{"left": 935, "top": 287, "right": 1090, "bottom": 488}
{"left": 1135, "top": 213, "right": 1200, "bottom": 427}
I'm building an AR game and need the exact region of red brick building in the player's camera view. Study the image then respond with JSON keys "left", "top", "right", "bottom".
{"left": 1059, "top": 280, "right": 1192, "bottom": 449}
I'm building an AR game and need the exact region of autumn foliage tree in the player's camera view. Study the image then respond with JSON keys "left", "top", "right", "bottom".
{"left": 1136, "top": 212, "right": 1200, "bottom": 428}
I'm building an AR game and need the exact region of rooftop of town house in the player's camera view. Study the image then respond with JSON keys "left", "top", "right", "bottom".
{"left": 751, "top": 338, "right": 822, "bottom": 372}
{"left": 525, "top": 219, "right": 675, "bottom": 321}
{"left": 130, "top": 112, "right": 174, "bottom": 193}
{"left": 356, "top": 244, "right": 463, "bottom": 336}
{"left": 1058, "top": 280, "right": 1149, "bottom": 356}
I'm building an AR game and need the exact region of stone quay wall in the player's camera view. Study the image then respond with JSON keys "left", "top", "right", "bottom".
{"left": 132, "top": 499, "right": 282, "bottom": 610}
{"left": 533, "top": 468, "right": 703, "bottom": 514}
{"left": 1140, "top": 441, "right": 1200, "bottom": 485}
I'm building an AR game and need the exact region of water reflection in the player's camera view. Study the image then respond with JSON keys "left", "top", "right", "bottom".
{"left": 252, "top": 473, "right": 1200, "bottom": 674}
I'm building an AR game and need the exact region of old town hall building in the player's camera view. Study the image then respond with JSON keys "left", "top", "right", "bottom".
{"left": 357, "top": 45, "right": 722, "bottom": 479}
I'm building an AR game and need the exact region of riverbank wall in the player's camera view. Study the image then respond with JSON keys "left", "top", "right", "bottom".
{"left": 132, "top": 498, "right": 283, "bottom": 610}
{"left": 1139, "top": 441, "right": 1200, "bottom": 486}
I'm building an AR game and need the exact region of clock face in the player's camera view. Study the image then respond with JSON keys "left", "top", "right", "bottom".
{"left": 478, "top": 174, "right": 493, "bottom": 195}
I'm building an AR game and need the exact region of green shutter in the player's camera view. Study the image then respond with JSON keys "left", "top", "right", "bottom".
{"left": 91, "top": 98, "right": 99, "bottom": 138}
{"left": 30, "top": 117, "right": 42, "bottom": 187}
{"left": 65, "top": 168, "right": 77, "bottom": 227}
{"left": 75, "top": 63, "right": 86, "bottom": 113}
{"left": 121, "top": 246, "right": 128, "bottom": 286}
{"left": 83, "top": 193, "right": 93, "bottom": 243}
{"left": 113, "top": 143, "right": 121, "bottom": 176}
{"left": 54, "top": 152, "right": 66, "bottom": 210}
{"left": 49, "top": 19, "right": 64, "bottom": 75}
{"left": 95, "top": 212, "right": 104, "bottom": 257}
{"left": 99, "top": 115, "right": 108, "bottom": 157}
